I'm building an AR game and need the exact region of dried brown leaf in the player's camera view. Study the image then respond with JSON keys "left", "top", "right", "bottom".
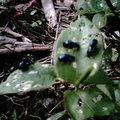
{"left": 41, "top": 0, "right": 57, "bottom": 27}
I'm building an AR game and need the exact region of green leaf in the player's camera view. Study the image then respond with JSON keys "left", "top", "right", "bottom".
{"left": 31, "top": 20, "right": 42, "bottom": 27}
{"left": 47, "top": 111, "right": 65, "bottom": 120}
{"left": 54, "top": 16, "right": 104, "bottom": 85}
{"left": 113, "top": 80, "right": 120, "bottom": 106}
{"left": 31, "top": 22, "right": 38, "bottom": 27}
{"left": 90, "top": 0, "right": 106, "bottom": 11}
{"left": 77, "top": 10, "right": 92, "bottom": 15}
{"left": 74, "top": 0, "right": 108, "bottom": 13}
{"left": 9, "top": 110, "right": 17, "bottom": 120}
{"left": 0, "top": 62, "right": 56, "bottom": 94}
{"left": 64, "top": 90, "right": 94, "bottom": 120}
{"left": 79, "top": 87, "right": 115, "bottom": 116}
{"left": 64, "top": 88, "right": 114, "bottom": 120}
{"left": 111, "top": 0, "right": 119, "bottom": 9}
{"left": 103, "top": 47, "right": 112, "bottom": 66}
{"left": 116, "top": 0, "right": 120, "bottom": 10}
{"left": 82, "top": 68, "right": 112, "bottom": 84}
{"left": 111, "top": 48, "right": 119, "bottom": 62}
{"left": 30, "top": 10, "right": 37, "bottom": 15}
{"left": 96, "top": 84, "right": 115, "bottom": 100}
{"left": 114, "top": 88, "right": 120, "bottom": 106}
{"left": 74, "top": 0, "right": 120, "bottom": 15}
{"left": 92, "top": 13, "right": 107, "bottom": 28}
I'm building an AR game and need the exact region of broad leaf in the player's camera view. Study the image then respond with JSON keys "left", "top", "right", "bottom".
{"left": 64, "top": 91, "right": 94, "bottom": 120}
{"left": 116, "top": 0, "right": 120, "bottom": 10}
{"left": 96, "top": 84, "right": 115, "bottom": 100}
{"left": 79, "top": 87, "right": 114, "bottom": 116}
{"left": 74, "top": 0, "right": 108, "bottom": 14}
{"left": 47, "top": 111, "right": 65, "bottom": 120}
{"left": 92, "top": 13, "right": 107, "bottom": 29}
{"left": 54, "top": 16, "right": 104, "bottom": 85}
{"left": 82, "top": 68, "right": 112, "bottom": 84}
{"left": 64, "top": 88, "right": 114, "bottom": 120}
{"left": 74, "top": 0, "right": 119, "bottom": 14}
{"left": 103, "top": 47, "right": 112, "bottom": 67}
{"left": 113, "top": 80, "right": 120, "bottom": 107}
{"left": 9, "top": 110, "right": 17, "bottom": 120}
{"left": 0, "top": 62, "right": 56, "bottom": 94}
{"left": 114, "top": 88, "right": 120, "bottom": 107}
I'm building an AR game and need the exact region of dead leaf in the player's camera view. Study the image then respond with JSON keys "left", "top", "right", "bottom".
{"left": 41, "top": 0, "right": 57, "bottom": 27}
{"left": 64, "top": 0, "right": 74, "bottom": 7}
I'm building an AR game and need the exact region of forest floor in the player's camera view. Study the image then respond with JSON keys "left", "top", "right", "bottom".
{"left": 0, "top": 0, "right": 120, "bottom": 120}
{"left": 0, "top": 0, "right": 76, "bottom": 120}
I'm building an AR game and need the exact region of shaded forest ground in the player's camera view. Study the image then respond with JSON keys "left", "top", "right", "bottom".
{"left": 0, "top": 0, "right": 75, "bottom": 119}
{"left": 0, "top": 0, "right": 120, "bottom": 120}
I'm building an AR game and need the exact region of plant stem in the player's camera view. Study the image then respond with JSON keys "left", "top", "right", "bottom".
{"left": 105, "top": 0, "right": 120, "bottom": 32}
{"left": 105, "top": 0, "right": 115, "bottom": 12}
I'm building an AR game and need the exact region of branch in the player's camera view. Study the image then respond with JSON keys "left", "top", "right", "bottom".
{"left": 0, "top": 46, "right": 52, "bottom": 55}
{"left": 105, "top": 0, "right": 115, "bottom": 12}
{"left": 41, "top": 0, "right": 57, "bottom": 27}
{"left": 0, "top": 27, "right": 31, "bottom": 42}
{"left": 105, "top": 0, "right": 120, "bottom": 32}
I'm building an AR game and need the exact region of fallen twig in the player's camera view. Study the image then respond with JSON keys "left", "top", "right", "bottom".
{"left": 110, "top": 77, "right": 120, "bottom": 80}
{"left": 0, "top": 27, "right": 52, "bottom": 55}
{"left": 0, "top": 45, "right": 52, "bottom": 55}
{"left": 0, "top": 27, "right": 31, "bottom": 42}
{"left": 41, "top": 0, "right": 57, "bottom": 27}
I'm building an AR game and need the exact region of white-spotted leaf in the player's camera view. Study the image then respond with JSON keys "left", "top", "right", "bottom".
{"left": 54, "top": 16, "right": 104, "bottom": 85}
{"left": 0, "top": 62, "right": 56, "bottom": 94}
{"left": 64, "top": 87, "right": 115, "bottom": 120}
